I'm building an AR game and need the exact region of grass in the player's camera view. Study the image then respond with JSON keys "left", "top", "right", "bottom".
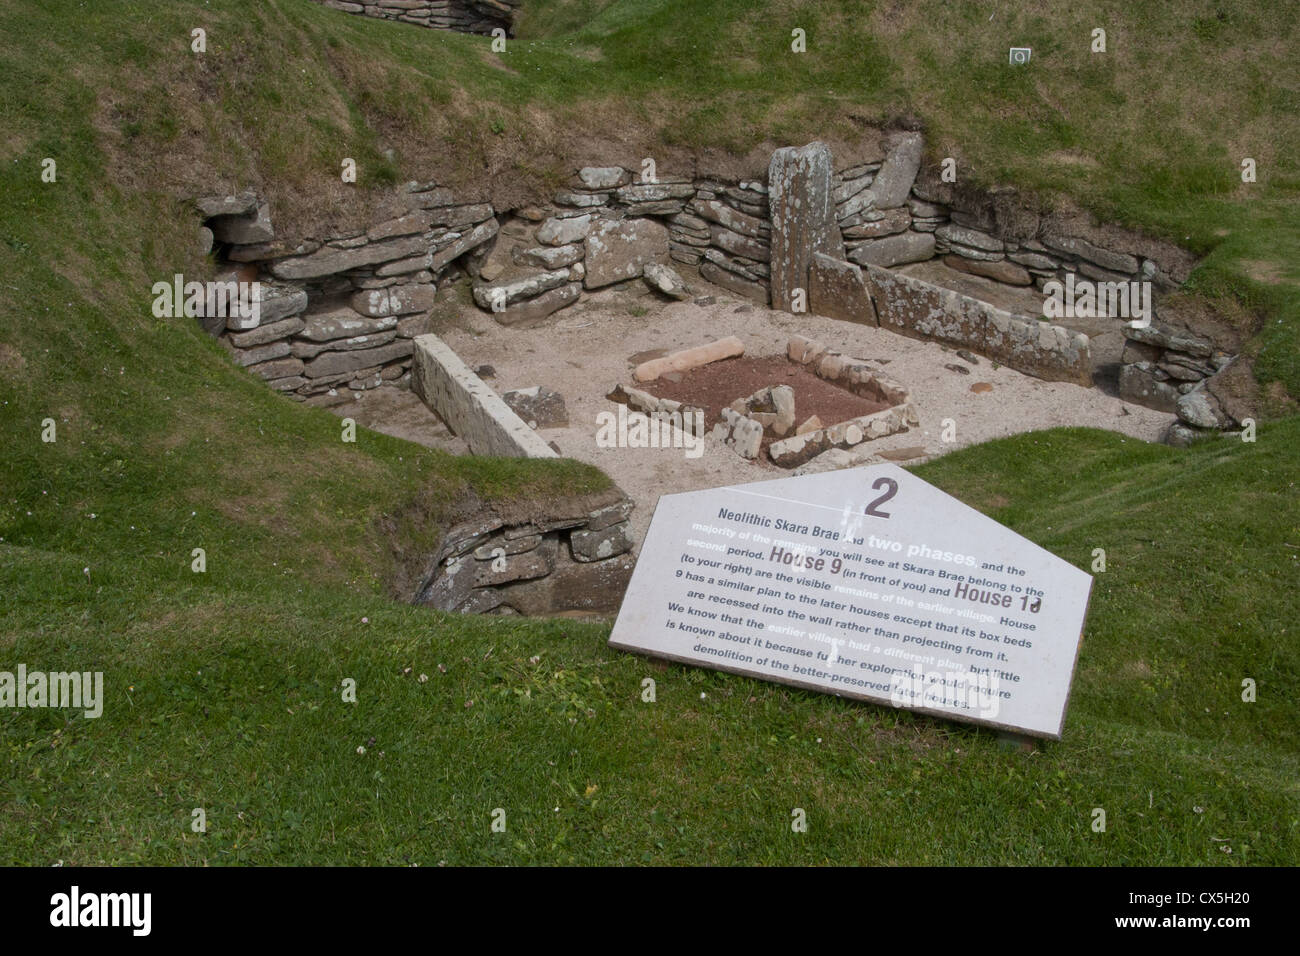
{"left": 0, "top": 0, "right": 1297, "bottom": 864}
{"left": 2, "top": 424, "right": 1297, "bottom": 864}
{"left": 2, "top": 0, "right": 1296, "bottom": 393}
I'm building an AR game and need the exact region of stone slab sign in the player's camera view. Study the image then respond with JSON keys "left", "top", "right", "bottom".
{"left": 609, "top": 464, "right": 1092, "bottom": 739}
{"left": 410, "top": 333, "right": 558, "bottom": 458}
{"left": 768, "top": 142, "right": 842, "bottom": 311}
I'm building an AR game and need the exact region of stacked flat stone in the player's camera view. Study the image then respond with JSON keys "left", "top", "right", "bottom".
{"left": 471, "top": 167, "right": 693, "bottom": 323}
{"left": 314, "top": 0, "right": 519, "bottom": 36}
{"left": 1117, "top": 321, "right": 1236, "bottom": 439}
{"left": 415, "top": 495, "right": 637, "bottom": 615}
{"left": 194, "top": 138, "right": 1221, "bottom": 422}
{"left": 690, "top": 181, "right": 772, "bottom": 304}
{"left": 839, "top": 133, "right": 932, "bottom": 269}
{"left": 193, "top": 181, "right": 500, "bottom": 404}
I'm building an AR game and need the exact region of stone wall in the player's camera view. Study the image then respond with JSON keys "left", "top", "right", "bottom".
{"left": 311, "top": 0, "right": 520, "bottom": 36}
{"left": 1117, "top": 323, "right": 1243, "bottom": 443}
{"left": 193, "top": 185, "right": 499, "bottom": 406}
{"left": 415, "top": 492, "right": 636, "bottom": 615}
{"left": 860, "top": 263, "right": 1093, "bottom": 385}
{"left": 461, "top": 139, "right": 1203, "bottom": 393}
{"left": 190, "top": 133, "right": 1232, "bottom": 436}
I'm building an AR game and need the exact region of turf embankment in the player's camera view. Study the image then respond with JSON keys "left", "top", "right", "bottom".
{"left": 0, "top": 0, "right": 1297, "bottom": 864}
{"left": 3, "top": 0, "right": 1296, "bottom": 395}
{"left": 1, "top": 424, "right": 1297, "bottom": 865}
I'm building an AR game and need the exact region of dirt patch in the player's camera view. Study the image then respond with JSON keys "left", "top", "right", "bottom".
{"left": 1038, "top": 200, "right": 1199, "bottom": 284}
{"left": 640, "top": 353, "right": 890, "bottom": 453}
{"left": 1206, "top": 358, "right": 1264, "bottom": 425}
{"left": 1046, "top": 150, "right": 1102, "bottom": 169}
{"left": 1242, "top": 260, "right": 1287, "bottom": 285}
{"left": 328, "top": 387, "right": 468, "bottom": 455}
{"left": 1157, "top": 291, "right": 1257, "bottom": 349}
{"left": 0, "top": 343, "right": 25, "bottom": 377}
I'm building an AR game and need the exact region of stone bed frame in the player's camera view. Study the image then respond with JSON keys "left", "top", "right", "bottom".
{"left": 610, "top": 333, "right": 919, "bottom": 469}
{"left": 768, "top": 336, "right": 919, "bottom": 468}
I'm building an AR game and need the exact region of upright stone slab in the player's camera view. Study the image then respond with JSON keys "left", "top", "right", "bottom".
{"left": 869, "top": 132, "right": 924, "bottom": 209}
{"left": 410, "top": 334, "right": 559, "bottom": 458}
{"left": 768, "top": 142, "right": 842, "bottom": 312}
{"left": 609, "top": 465, "right": 1094, "bottom": 739}
{"left": 859, "top": 262, "right": 1093, "bottom": 386}
{"left": 807, "top": 252, "right": 877, "bottom": 325}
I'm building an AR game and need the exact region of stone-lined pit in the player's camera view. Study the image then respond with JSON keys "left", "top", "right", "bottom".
{"left": 182, "top": 130, "right": 1251, "bottom": 616}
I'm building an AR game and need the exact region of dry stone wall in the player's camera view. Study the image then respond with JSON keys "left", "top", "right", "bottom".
{"left": 415, "top": 493, "right": 636, "bottom": 616}
{"left": 192, "top": 184, "right": 499, "bottom": 406}
{"left": 190, "top": 132, "right": 1233, "bottom": 438}
{"left": 312, "top": 0, "right": 520, "bottom": 36}
{"left": 466, "top": 138, "right": 1209, "bottom": 402}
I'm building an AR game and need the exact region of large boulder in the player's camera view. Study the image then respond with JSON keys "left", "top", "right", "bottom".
{"left": 1118, "top": 362, "right": 1180, "bottom": 412}
{"left": 350, "top": 284, "right": 438, "bottom": 317}
{"left": 429, "top": 218, "right": 500, "bottom": 272}
{"left": 472, "top": 270, "right": 571, "bottom": 311}
{"left": 195, "top": 192, "right": 258, "bottom": 219}
{"left": 492, "top": 283, "right": 582, "bottom": 327}
{"left": 578, "top": 166, "right": 628, "bottom": 190}
{"left": 847, "top": 231, "right": 936, "bottom": 268}
{"left": 943, "top": 254, "right": 1032, "bottom": 286}
{"left": 582, "top": 217, "right": 669, "bottom": 289}
{"left": 643, "top": 262, "right": 691, "bottom": 300}
{"left": 298, "top": 308, "right": 398, "bottom": 342}
{"left": 1175, "top": 384, "right": 1229, "bottom": 429}
{"left": 302, "top": 338, "right": 412, "bottom": 378}
{"left": 209, "top": 201, "right": 274, "bottom": 245}
{"left": 503, "top": 385, "right": 569, "bottom": 429}
{"left": 537, "top": 215, "right": 592, "bottom": 246}
{"left": 269, "top": 234, "right": 429, "bottom": 280}
{"left": 513, "top": 244, "right": 584, "bottom": 270}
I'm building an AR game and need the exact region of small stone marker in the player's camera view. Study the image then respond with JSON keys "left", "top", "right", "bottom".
{"left": 609, "top": 464, "right": 1092, "bottom": 739}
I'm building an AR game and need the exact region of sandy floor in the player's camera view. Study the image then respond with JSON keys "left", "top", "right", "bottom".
{"left": 380, "top": 273, "right": 1177, "bottom": 545}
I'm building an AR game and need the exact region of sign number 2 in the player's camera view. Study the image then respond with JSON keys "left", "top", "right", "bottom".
{"left": 865, "top": 477, "right": 898, "bottom": 518}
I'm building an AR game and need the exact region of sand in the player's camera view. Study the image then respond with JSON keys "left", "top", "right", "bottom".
{"left": 329, "top": 274, "right": 1175, "bottom": 547}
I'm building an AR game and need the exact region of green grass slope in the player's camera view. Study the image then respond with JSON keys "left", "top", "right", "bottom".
{"left": 0, "top": 0, "right": 1297, "bottom": 864}
{"left": 3, "top": 0, "right": 1296, "bottom": 393}
{"left": 2, "top": 425, "right": 1296, "bottom": 864}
